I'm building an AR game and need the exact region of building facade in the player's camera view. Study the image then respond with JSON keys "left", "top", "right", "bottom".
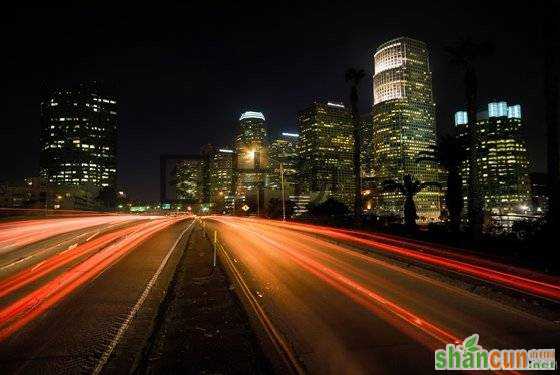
{"left": 268, "top": 132, "right": 299, "bottom": 194}
{"left": 161, "top": 154, "right": 200, "bottom": 203}
{"left": 40, "top": 83, "right": 117, "bottom": 189}
{"left": 234, "top": 111, "right": 269, "bottom": 209}
{"left": 0, "top": 177, "right": 99, "bottom": 211}
{"left": 161, "top": 147, "right": 235, "bottom": 213}
{"left": 297, "top": 101, "right": 355, "bottom": 208}
{"left": 455, "top": 101, "right": 530, "bottom": 218}
{"left": 529, "top": 172, "right": 548, "bottom": 215}
{"left": 371, "top": 37, "right": 441, "bottom": 220}
{"left": 209, "top": 147, "right": 236, "bottom": 213}
{"left": 174, "top": 155, "right": 205, "bottom": 203}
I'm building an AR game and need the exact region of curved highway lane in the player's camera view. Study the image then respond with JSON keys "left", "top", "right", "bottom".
{"left": 207, "top": 216, "right": 560, "bottom": 374}
{"left": 0, "top": 215, "right": 194, "bottom": 373}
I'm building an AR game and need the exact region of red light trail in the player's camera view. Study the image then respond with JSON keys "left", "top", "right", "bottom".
{"left": 209, "top": 217, "right": 541, "bottom": 374}
{"left": 0, "top": 220, "right": 154, "bottom": 298}
{"left": 243, "top": 219, "right": 560, "bottom": 301}
{"left": 217, "top": 218, "right": 461, "bottom": 349}
{"left": 0, "top": 217, "right": 181, "bottom": 342}
{"left": 0, "top": 216, "right": 145, "bottom": 253}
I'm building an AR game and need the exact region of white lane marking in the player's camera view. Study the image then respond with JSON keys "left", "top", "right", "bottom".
{"left": 0, "top": 232, "right": 89, "bottom": 271}
{"left": 0, "top": 255, "right": 35, "bottom": 270}
{"left": 31, "top": 260, "right": 46, "bottom": 271}
{"left": 86, "top": 231, "right": 100, "bottom": 242}
{"left": 92, "top": 219, "right": 196, "bottom": 375}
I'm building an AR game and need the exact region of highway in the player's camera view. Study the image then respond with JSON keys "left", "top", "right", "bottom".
{"left": 0, "top": 214, "right": 558, "bottom": 374}
{"left": 0, "top": 215, "right": 194, "bottom": 373}
{"left": 207, "top": 216, "right": 560, "bottom": 374}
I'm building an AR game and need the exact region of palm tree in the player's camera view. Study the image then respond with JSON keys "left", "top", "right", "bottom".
{"left": 345, "top": 67, "right": 365, "bottom": 224}
{"left": 436, "top": 135, "right": 467, "bottom": 231}
{"left": 445, "top": 38, "right": 493, "bottom": 240}
{"left": 383, "top": 175, "right": 439, "bottom": 232}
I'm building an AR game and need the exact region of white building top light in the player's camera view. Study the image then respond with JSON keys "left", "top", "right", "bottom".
{"left": 373, "top": 42, "right": 402, "bottom": 58}
{"left": 239, "top": 111, "right": 265, "bottom": 121}
{"left": 507, "top": 104, "right": 521, "bottom": 119}
{"left": 488, "top": 101, "right": 508, "bottom": 118}
{"left": 218, "top": 149, "right": 234, "bottom": 153}
{"left": 454, "top": 111, "right": 468, "bottom": 126}
{"left": 327, "top": 102, "right": 345, "bottom": 108}
{"left": 282, "top": 132, "right": 299, "bottom": 137}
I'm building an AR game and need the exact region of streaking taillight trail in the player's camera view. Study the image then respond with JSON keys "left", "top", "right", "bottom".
{"left": 236, "top": 218, "right": 560, "bottom": 301}
{"left": 0, "top": 218, "right": 181, "bottom": 342}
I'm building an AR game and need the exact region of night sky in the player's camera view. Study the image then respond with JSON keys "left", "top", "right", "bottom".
{"left": 1, "top": 3, "right": 555, "bottom": 201}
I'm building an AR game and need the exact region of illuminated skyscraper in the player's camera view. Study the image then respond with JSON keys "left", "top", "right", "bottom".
{"left": 298, "top": 101, "right": 354, "bottom": 207}
{"left": 234, "top": 111, "right": 269, "bottom": 212}
{"left": 371, "top": 37, "right": 441, "bottom": 220}
{"left": 268, "top": 132, "right": 299, "bottom": 193}
{"left": 209, "top": 147, "right": 236, "bottom": 213}
{"left": 161, "top": 154, "right": 202, "bottom": 203}
{"left": 235, "top": 111, "right": 268, "bottom": 172}
{"left": 209, "top": 148, "right": 236, "bottom": 198}
{"left": 162, "top": 146, "right": 235, "bottom": 213}
{"left": 455, "top": 101, "right": 530, "bottom": 220}
{"left": 40, "top": 83, "right": 117, "bottom": 189}
{"left": 175, "top": 156, "right": 204, "bottom": 203}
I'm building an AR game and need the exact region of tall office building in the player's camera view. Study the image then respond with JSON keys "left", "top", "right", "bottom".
{"left": 268, "top": 132, "right": 299, "bottom": 193}
{"left": 40, "top": 83, "right": 117, "bottom": 189}
{"left": 209, "top": 148, "right": 235, "bottom": 197}
{"left": 162, "top": 147, "right": 235, "bottom": 213}
{"left": 161, "top": 154, "right": 201, "bottom": 204}
{"left": 298, "top": 101, "right": 354, "bottom": 207}
{"left": 455, "top": 101, "right": 530, "bottom": 217}
{"left": 209, "top": 147, "right": 236, "bottom": 213}
{"left": 360, "top": 112, "right": 374, "bottom": 176}
{"left": 234, "top": 111, "right": 269, "bottom": 197}
{"left": 174, "top": 155, "right": 205, "bottom": 203}
{"left": 371, "top": 37, "right": 441, "bottom": 220}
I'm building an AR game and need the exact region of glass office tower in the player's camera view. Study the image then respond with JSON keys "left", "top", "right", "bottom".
{"left": 298, "top": 101, "right": 355, "bottom": 208}
{"left": 40, "top": 82, "right": 117, "bottom": 189}
{"left": 371, "top": 37, "right": 441, "bottom": 221}
{"left": 455, "top": 101, "right": 530, "bottom": 218}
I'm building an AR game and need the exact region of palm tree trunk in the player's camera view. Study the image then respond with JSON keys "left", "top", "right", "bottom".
{"left": 465, "top": 67, "right": 484, "bottom": 240}
{"left": 404, "top": 195, "right": 417, "bottom": 232}
{"left": 447, "top": 167, "right": 462, "bottom": 232}
{"left": 350, "top": 100, "right": 363, "bottom": 223}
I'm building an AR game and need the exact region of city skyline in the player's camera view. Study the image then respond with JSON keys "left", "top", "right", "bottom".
{"left": 0, "top": 5, "right": 558, "bottom": 374}
{"left": 0, "top": 3, "right": 551, "bottom": 201}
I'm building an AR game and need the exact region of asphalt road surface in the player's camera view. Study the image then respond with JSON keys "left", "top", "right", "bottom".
{"left": 206, "top": 216, "right": 560, "bottom": 374}
{"left": 0, "top": 215, "right": 194, "bottom": 374}
{"left": 1, "top": 214, "right": 558, "bottom": 374}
